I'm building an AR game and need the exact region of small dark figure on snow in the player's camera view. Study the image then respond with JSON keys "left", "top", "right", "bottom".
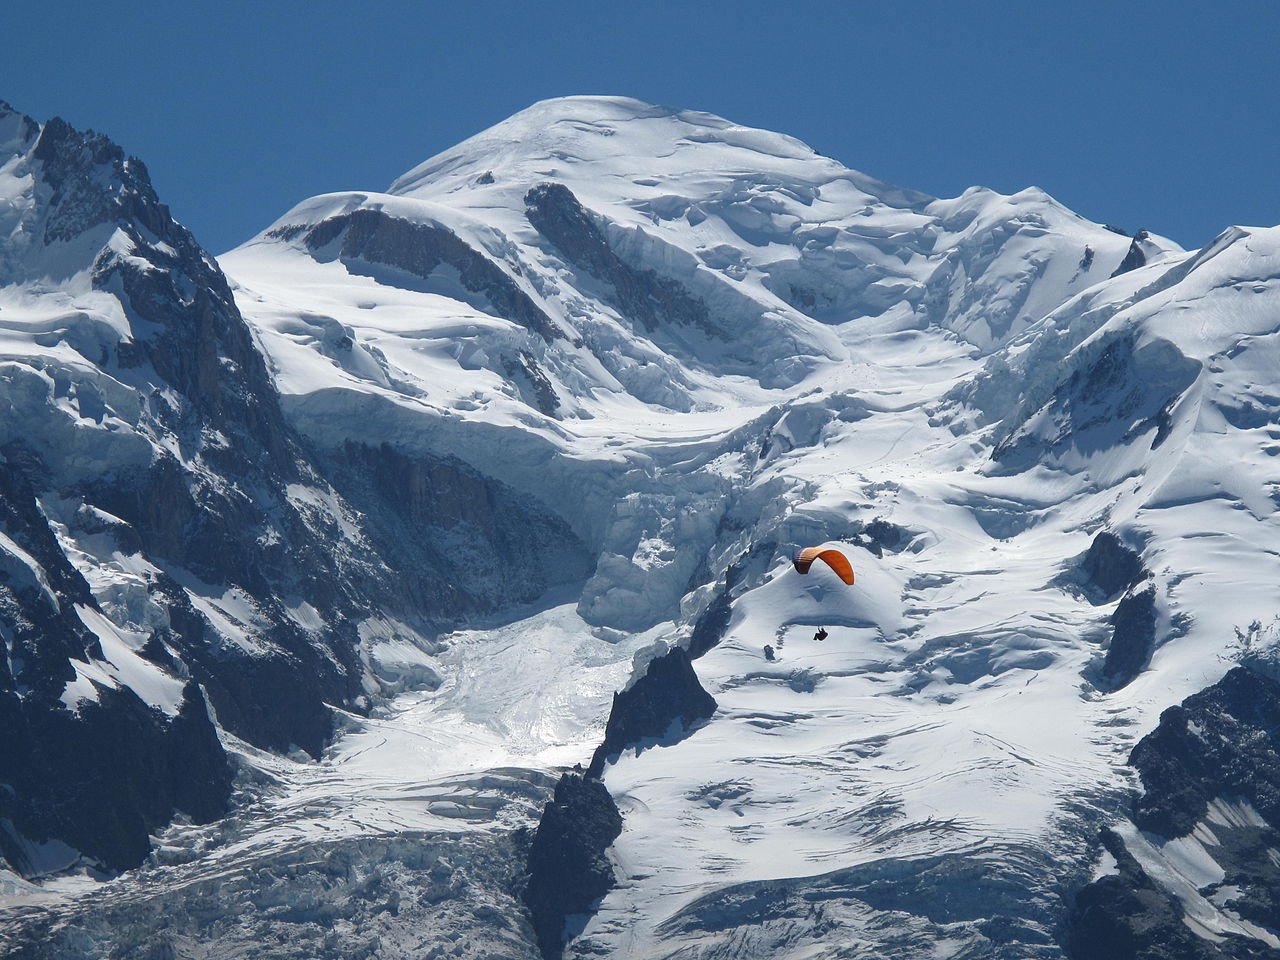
{"left": 763, "top": 644, "right": 776, "bottom": 661}
{"left": 813, "top": 627, "right": 829, "bottom": 642}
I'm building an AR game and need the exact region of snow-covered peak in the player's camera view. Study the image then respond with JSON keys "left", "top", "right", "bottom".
{"left": 220, "top": 95, "right": 1206, "bottom": 651}
{"left": 0, "top": 103, "right": 195, "bottom": 291}
{"left": 226, "top": 96, "right": 1168, "bottom": 482}
{"left": 390, "top": 95, "right": 856, "bottom": 199}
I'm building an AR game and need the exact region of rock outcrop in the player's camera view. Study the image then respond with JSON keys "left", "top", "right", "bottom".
{"left": 1100, "top": 585, "right": 1158, "bottom": 691}
{"left": 1130, "top": 667, "right": 1280, "bottom": 839}
{"left": 1081, "top": 531, "right": 1146, "bottom": 601}
{"left": 588, "top": 646, "right": 717, "bottom": 777}
{"left": 526, "top": 182, "right": 719, "bottom": 337}
{"left": 524, "top": 773, "right": 623, "bottom": 960}
{"left": 0, "top": 464, "right": 232, "bottom": 873}
{"left": 299, "top": 206, "right": 562, "bottom": 344}
{"left": 1067, "top": 829, "right": 1225, "bottom": 960}
{"left": 1067, "top": 666, "right": 1280, "bottom": 958}
{"left": 1110, "top": 230, "right": 1151, "bottom": 278}
{"left": 0, "top": 102, "right": 593, "bottom": 875}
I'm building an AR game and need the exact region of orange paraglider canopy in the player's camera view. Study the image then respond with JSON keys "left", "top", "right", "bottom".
{"left": 792, "top": 547, "right": 855, "bottom": 585}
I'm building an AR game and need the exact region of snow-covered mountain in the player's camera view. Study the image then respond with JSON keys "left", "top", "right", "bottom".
{"left": 2, "top": 95, "right": 1279, "bottom": 959}
{"left": 0, "top": 97, "right": 583, "bottom": 884}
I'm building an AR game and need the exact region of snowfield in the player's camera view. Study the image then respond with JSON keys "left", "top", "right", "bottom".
{"left": 3, "top": 96, "right": 1279, "bottom": 958}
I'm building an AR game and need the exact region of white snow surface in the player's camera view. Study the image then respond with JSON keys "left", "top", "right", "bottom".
{"left": 59, "top": 604, "right": 185, "bottom": 714}
{"left": 6, "top": 96, "right": 1280, "bottom": 958}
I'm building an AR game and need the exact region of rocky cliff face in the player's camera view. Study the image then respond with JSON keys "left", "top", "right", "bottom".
{"left": 525, "top": 182, "right": 720, "bottom": 340}
{"left": 588, "top": 645, "right": 717, "bottom": 777}
{"left": 524, "top": 774, "right": 624, "bottom": 960}
{"left": 0, "top": 462, "right": 232, "bottom": 874}
{"left": 1080, "top": 531, "right": 1146, "bottom": 602}
{"left": 1068, "top": 829, "right": 1229, "bottom": 960}
{"left": 524, "top": 617, "right": 721, "bottom": 957}
{"left": 1068, "top": 666, "right": 1280, "bottom": 958}
{"left": 0, "top": 99, "right": 372, "bottom": 757}
{"left": 298, "top": 205, "right": 564, "bottom": 346}
{"left": 320, "top": 441, "right": 590, "bottom": 616}
{"left": 1099, "top": 585, "right": 1157, "bottom": 691}
{"left": 1130, "top": 668, "right": 1280, "bottom": 842}
{"left": 0, "top": 102, "right": 589, "bottom": 877}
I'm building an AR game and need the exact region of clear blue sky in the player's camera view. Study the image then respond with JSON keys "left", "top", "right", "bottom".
{"left": 5, "top": 1, "right": 1277, "bottom": 254}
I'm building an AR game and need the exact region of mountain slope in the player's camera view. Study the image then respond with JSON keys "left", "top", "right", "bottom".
{"left": 568, "top": 227, "right": 1280, "bottom": 959}
{"left": 221, "top": 95, "right": 1175, "bottom": 636}
{"left": 0, "top": 100, "right": 586, "bottom": 883}
{"left": 225, "top": 96, "right": 1277, "bottom": 960}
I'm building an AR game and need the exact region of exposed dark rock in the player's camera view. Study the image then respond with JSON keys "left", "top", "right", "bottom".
{"left": 1099, "top": 585, "right": 1157, "bottom": 690}
{"left": 0, "top": 471, "right": 102, "bottom": 713}
{"left": 0, "top": 104, "right": 498, "bottom": 870}
{"left": 319, "top": 441, "right": 590, "bottom": 618}
{"left": 304, "top": 206, "right": 561, "bottom": 343}
{"left": 0, "top": 674, "right": 231, "bottom": 876}
{"left": 543, "top": 646, "right": 717, "bottom": 953}
{"left": 81, "top": 451, "right": 362, "bottom": 759}
{"left": 1131, "top": 667, "right": 1280, "bottom": 839}
{"left": 588, "top": 647, "right": 716, "bottom": 777}
{"left": 1067, "top": 829, "right": 1223, "bottom": 960}
{"left": 688, "top": 586, "right": 732, "bottom": 659}
{"left": 991, "top": 333, "right": 1200, "bottom": 476}
{"left": 525, "top": 182, "right": 720, "bottom": 337}
{"left": 0, "top": 464, "right": 97, "bottom": 667}
{"left": 0, "top": 459, "right": 233, "bottom": 876}
{"left": 19, "top": 104, "right": 294, "bottom": 476}
{"left": 1066, "top": 667, "right": 1280, "bottom": 958}
{"left": 524, "top": 773, "right": 623, "bottom": 960}
{"left": 1081, "top": 531, "right": 1145, "bottom": 602}
{"left": 853, "top": 518, "right": 909, "bottom": 558}
{"left": 503, "top": 349, "right": 561, "bottom": 416}
{"left": 1082, "top": 532, "right": 1158, "bottom": 688}
{"left": 687, "top": 539, "right": 776, "bottom": 659}
{"left": 30, "top": 117, "right": 139, "bottom": 245}
{"left": 1111, "top": 230, "right": 1151, "bottom": 278}
{"left": 180, "top": 642, "right": 336, "bottom": 760}
{"left": 25, "top": 112, "right": 388, "bottom": 758}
